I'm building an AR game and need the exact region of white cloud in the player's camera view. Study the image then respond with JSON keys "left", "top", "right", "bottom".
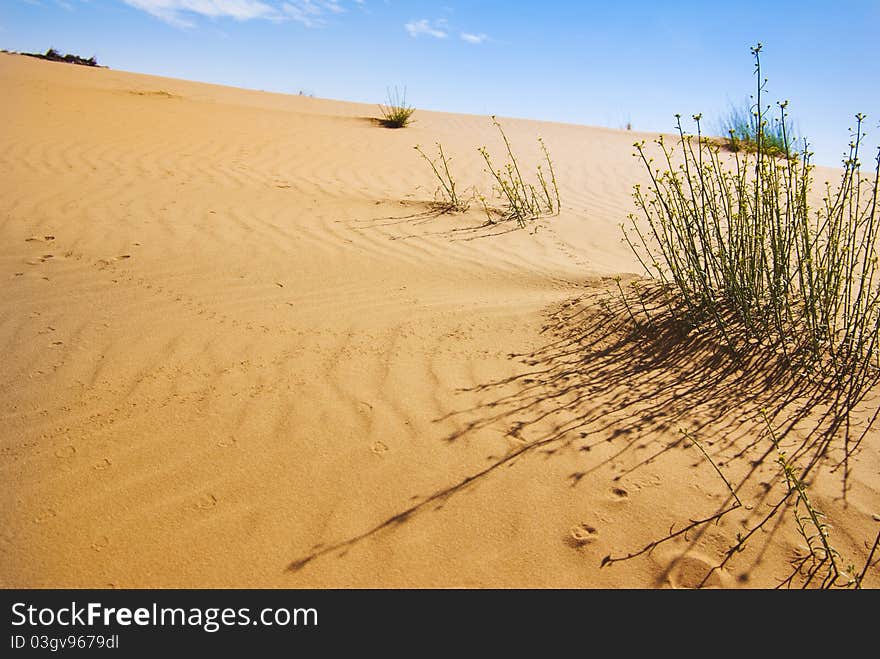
{"left": 404, "top": 18, "right": 447, "bottom": 39}
{"left": 123, "top": 0, "right": 356, "bottom": 28}
{"left": 460, "top": 32, "right": 487, "bottom": 44}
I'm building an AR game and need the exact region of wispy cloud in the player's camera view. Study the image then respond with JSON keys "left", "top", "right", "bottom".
{"left": 123, "top": 1, "right": 275, "bottom": 27}
{"left": 404, "top": 18, "right": 447, "bottom": 39}
{"left": 460, "top": 32, "right": 488, "bottom": 45}
{"left": 122, "top": 0, "right": 356, "bottom": 29}
{"left": 21, "top": 0, "right": 77, "bottom": 7}
{"left": 282, "top": 1, "right": 322, "bottom": 27}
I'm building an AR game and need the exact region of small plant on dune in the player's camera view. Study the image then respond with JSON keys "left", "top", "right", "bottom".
{"left": 379, "top": 86, "right": 415, "bottom": 128}
{"left": 622, "top": 42, "right": 880, "bottom": 449}
{"left": 720, "top": 98, "right": 797, "bottom": 157}
{"left": 479, "top": 116, "right": 561, "bottom": 228}
{"left": 414, "top": 143, "right": 471, "bottom": 212}
{"left": 412, "top": 116, "right": 561, "bottom": 228}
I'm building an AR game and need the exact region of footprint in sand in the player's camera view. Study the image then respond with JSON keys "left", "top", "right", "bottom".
{"left": 371, "top": 440, "right": 389, "bottom": 455}
{"left": 91, "top": 536, "right": 110, "bottom": 552}
{"left": 33, "top": 508, "right": 57, "bottom": 524}
{"left": 54, "top": 444, "right": 76, "bottom": 459}
{"left": 665, "top": 553, "right": 733, "bottom": 589}
{"left": 611, "top": 487, "right": 629, "bottom": 500}
{"left": 217, "top": 436, "right": 237, "bottom": 448}
{"left": 193, "top": 494, "right": 218, "bottom": 511}
{"left": 566, "top": 523, "right": 600, "bottom": 547}
{"left": 93, "top": 458, "right": 112, "bottom": 470}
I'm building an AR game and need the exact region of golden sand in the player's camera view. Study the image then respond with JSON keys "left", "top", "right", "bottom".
{"left": 1, "top": 53, "right": 877, "bottom": 588}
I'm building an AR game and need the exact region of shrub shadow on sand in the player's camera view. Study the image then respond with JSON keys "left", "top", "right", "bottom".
{"left": 287, "top": 279, "right": 879, "bottom": 586}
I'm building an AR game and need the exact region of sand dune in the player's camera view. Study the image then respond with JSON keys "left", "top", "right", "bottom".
{"left": 1, "top": 53, "right": 877, "bottom": 588}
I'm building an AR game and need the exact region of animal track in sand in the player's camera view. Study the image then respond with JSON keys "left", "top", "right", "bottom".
{"left": 370, "top": 440, "right": 389, "bottom": 455}
{"left": 82, "top": 256, "right": 294, "bottom": 336}
{"left": 611, "top": 486, "right": 629, "bottom": 500}
{"left": 91, "top": 536, "right": 110, "bottom": 552}
{"left": 566, "top": 523, "right": 599, "bottom": 547}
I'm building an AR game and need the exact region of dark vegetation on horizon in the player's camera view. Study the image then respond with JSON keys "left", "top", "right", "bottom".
{"left": 9, "top": 47, "right": 103, "bottom": 68}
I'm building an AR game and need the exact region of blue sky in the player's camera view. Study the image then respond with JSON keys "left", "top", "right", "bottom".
{"left": 2, "top": 0, "right": 878, "bottom": 166}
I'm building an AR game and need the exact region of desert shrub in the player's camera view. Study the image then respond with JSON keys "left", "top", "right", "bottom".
{"left": 478, "top": 116, "right": 561, "bottom": 227}
{"left": 622, "top": 43, "right": 880, "bottom": 464}
{"left": 414, "top": 143, "right": 470, "bottom": 212}
{"left": 414, "top": 116, "right": 561, "bottom": 227}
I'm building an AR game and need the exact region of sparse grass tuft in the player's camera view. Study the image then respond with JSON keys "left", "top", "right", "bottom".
{"left": 379, "top": 86, "right": 415, "bottom": 128}
{"left": 720, "top": 99, "right": 797, "bottom": 157}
